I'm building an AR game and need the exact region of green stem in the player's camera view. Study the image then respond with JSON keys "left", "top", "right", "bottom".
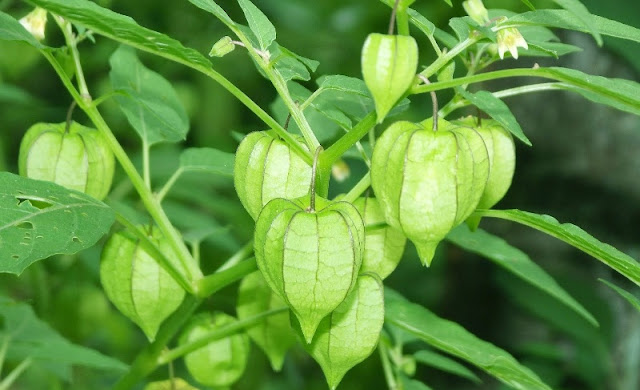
{"left": 142, "top": 138, "right": 151, "bottom": 190}
{"left": 0, "top": 358, "right": 32, "bottom": 390}
{"left": 418, "top": 37, "right": 477, "bottom": 80}
{"left": 156, "top": 168, "right": 183, "bottom": 202}
{"left": 396, "top": 6, "right": 410, "bottom": 36}
{"left": 379, "top": 344, "right": 398, "bottom": 390}
{"left": 55, "top": 17, "right": 90, "bottom": 102}
{"left": 217, "top": 241, "right": 254, "bottom": 272}
{"left": 323, "top": 112, "right": 377, "bottom": 168}
{"left": 0, "top": 336, "right": 9, "bottom": 376}
{"left": 196, "top": 258, "right": 258, "bottom": 298}
{"left": 341, "top": 172, "right": 371, "bottom": 203}
{"left": 41, "top": 50, "right": 202, "bottom": 286}
{"left": 113, "top": 296, "right": 202, "bottom": 390}
{"left": 440, "top": 82, "right": 565, "bottom": 116}
{"left": 157, "top": 307, "right": 288, "bottom": 365}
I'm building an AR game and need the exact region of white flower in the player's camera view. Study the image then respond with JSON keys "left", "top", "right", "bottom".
{"left": 19, "top": 7, "right": 48, "bottom": 41}
{"left": 463, "top": 0, "right": 490, "bottom": 25}
{"left": 496, "top": 27, "right": 528, "bottom": 59}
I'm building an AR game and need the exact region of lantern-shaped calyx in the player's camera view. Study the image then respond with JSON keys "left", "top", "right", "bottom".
{"left": 362, "top": 33, "right": 419, "bottom": 123}
{"left": 99, "top": 227, "right": 185, "bottom": 341}
{"left": 254, "top": 195, "right": 365, "bottom": 343}
{"left": 19, "top": 121, "right": 115, "bottom": 200}
{"left": 371, "top": 118, "right": 490, "bottom": 266}
{"left": 234, "top": 131, "right": 312, "bottom": 220}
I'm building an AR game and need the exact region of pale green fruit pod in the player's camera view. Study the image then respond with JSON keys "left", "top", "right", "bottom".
{"left": 99, "top": 227, "right": 185, "bottom": 341}
{"left": 19, "top": 121, "right": 115, "bottom": 200}
{"left": 362, "top": 33, "right": 418, "bottom": 123}
{"left": 454, "top": 117, "right": 516, "bottom": 230}
{"left": 234, "top": 131, "right": 312, "bottom": 220}
{"left": 179, "top": 313, "right": 250, "bottom": 388}
{"left": 371, "top": 119, "right": 476, "bottom": 266}
{"left": 237, "top": 271, "right": 297, "bottom": 371}
{"left": 296, "top": 273, "right": 384, "bottom": 390}
{"left": 254, "top": 195, "right": 364, "bottom": 343}
{"left": 352, "top": 197, "right": 406, "bottom": 279}
{"left": 144, "top": 378, "right": 198, "bottom": 390}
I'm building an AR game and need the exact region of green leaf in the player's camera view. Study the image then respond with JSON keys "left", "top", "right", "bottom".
{"left": 442, "top": 0, "right": 452, "bottom": 6}
{"left": 521, "top": 0, "right": 536, "bottom": 10}
{"left": 398, "top": 375, "right": 434, "bottom": 390}
{"left": 109, "top": 45, "right": 189, "bottom": 145}
{"left": 552, "top": 0, "right": 602, "bottom": 46}
{"left": 413, "top": 350, "right": 482, "bottom": 384}
{"left": 385, "top": 288, "right": 553, "bottom": 390}
{"left": 457, "top": 89, "right": 531, "bottom": 146}
{"left": 507, "top": 10, "right": 640, "bottom": 44}
{"left": 237, "top": 0, "right": 276, "bottom": 51}
{"left": 0, "top": 295, "right": 127, "bottom": 381}
{"left": 478, "top": 209, "right": 640, "bottom": 287}
{"left": 599, "top": 279, "right": 640, "bottom": 312}
{"left": 548, "top": 67, "right": 640, "bottom": 116}
{"left": 0, "top": 10, "right": 43, "bottom": 48}
{"left": 188, "top": 0, "right": 235, "bottom": 27}
{"left": 144, "top": 378, "right": 199, "bottom": 390}
{"left": 524, "top": 41, "right": 583, "bottom": 58}
{"left": 179, "top": 147, "right": 234, "bottom": 178}
{"left": 270, "top": 43, "right": 319, "bottom": 82}
{"left": 0, "top": 172, "right": 115, "bottom": 275}
{"left": 408, "top": 9, "right": 436, "bottom": 37}
{"left": 446, "top": 224, "right": 598, "bottom": 326}
{"left": 26, "top": 0, "right": 212, "bottom": 69}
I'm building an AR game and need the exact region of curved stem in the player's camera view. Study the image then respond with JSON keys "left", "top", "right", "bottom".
{"left": 217, "top": 241, "right": 254, "bottom": 272}
{"left": 64, "top": 100, "right": 77, "bottom": 133}
{"left": 308, "top": 146, "right": 323, "bottom": 212}
{"left": 388, "top": 0, "right": 400, "bottom": 35}
{"left": 418, "top": 37, "right": 477, "bottom": 80}
{"left": 418, "top": 76, "right": 439, "bottom": 131}
{"left": 157, "top": 307, "right": 288, "bottom": 365}
{"left": 0, "top": 358, "right": 32, "bottom": 390}
{"left": 196, "top": 258, "right": 258, "bottom": 298}
{"left": 41, "top": 50, "right": 202, "bottom": 287}
{"left": 341, "top": 172, "right": 371, "bottom": 203}
{"left": 440, "top": 82, "right": 565, "bottom": 117}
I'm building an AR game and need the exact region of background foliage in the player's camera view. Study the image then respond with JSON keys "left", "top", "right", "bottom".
{"left": 0, "top": 0, "right": 639, "bottom": 389}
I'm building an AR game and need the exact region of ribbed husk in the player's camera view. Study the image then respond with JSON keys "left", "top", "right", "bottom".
{"left": 254, "top": 195, "right": 364, "bottom": 343}
{"left": 234, "top": 131, "right": 311, "bottom": 220}
{"left": 19, "top": 121, "right": 115, "bottom": 200}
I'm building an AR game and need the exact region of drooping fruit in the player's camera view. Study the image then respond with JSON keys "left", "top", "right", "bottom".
{"left": 362, "top": 33, "right": 419, "bottom": 123}
{"left": 19, "top": 121, "right": 115, "bottom": 200}
{"left": 454, "top": 117, "right": 516, "bottom": 229}
{"left": 100, "top": 227, "right": 185, "bottom": 341}
{"left": 353, "top": 197, "right": 406, "bottom": 279}
{"left": 234, "top": 131, "right": 312, "bottom": 220}
{"left": 295, "top": 273, "right": 385, "bottom": 390}
{"left": 254, "top": 195, "right": 364, "bottom": 343}
{"left": 237, "top": 270, "right": 297, "bottom": 371}
{"left": 371, "top": 118, "right": 489, "bottom": 266}
{"left": 180, "top": 313, "right": 250, "bottom": 388}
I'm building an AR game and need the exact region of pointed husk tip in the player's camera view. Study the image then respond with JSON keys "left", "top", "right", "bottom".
{"left": 414, "top": 241, "right": 439, "bottom": 267}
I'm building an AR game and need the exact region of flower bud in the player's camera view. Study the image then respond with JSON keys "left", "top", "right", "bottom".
{"left": 19, "top": 7, "right": 47, "bottom": 41}
{"left": 463, "top": 0, "right": 490, "bottom": 25}
{"left": 209, "top": 36, "right": 235, "bottom": 57}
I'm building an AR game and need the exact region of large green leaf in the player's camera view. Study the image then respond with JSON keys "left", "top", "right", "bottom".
{"left": 385, "top": 289, "right": 553, "bottom": 390}
{"left": 478, "top": 209, "right": 640, "bottom": 287}
{"left": 447, "top": 224, "right": 597, "bottom": 326}
{"left": 457, "top": 89, "right": 531, "bottom": 146}
{"left": 237, "top": 0, "right": 276, "bottom": 51}
{"left": 109, "top": 46, "right": 189, "bottom": 145}
{"left": 179, "top": 147, "right": 234, "bottom": 178}
{"left": 0, "top": 10, "right": 43, "bottom": 48}
{"left": 552, "top": 0, "right": 602, "bottom": 46}
{"left": 26, "top": 0, "right": 211, "bottom": 69}
{"left": 0, "top": 295, "right": 127, "bottom": 380}
{"left": 413, "top": 349, "right": 481, "bottom": 384}
{"left": 0, "top": 172, "right": 115, "bottom": 275}
{"left": 599, "top": 279, "right": 640, "bottom": 313}
{"left": 507, "top": 10, "right": 640, "bottom": 44}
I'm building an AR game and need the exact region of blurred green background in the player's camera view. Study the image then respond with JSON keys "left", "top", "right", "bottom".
{"left": 1, "top": 0, "right": 639, "bottom": 389}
